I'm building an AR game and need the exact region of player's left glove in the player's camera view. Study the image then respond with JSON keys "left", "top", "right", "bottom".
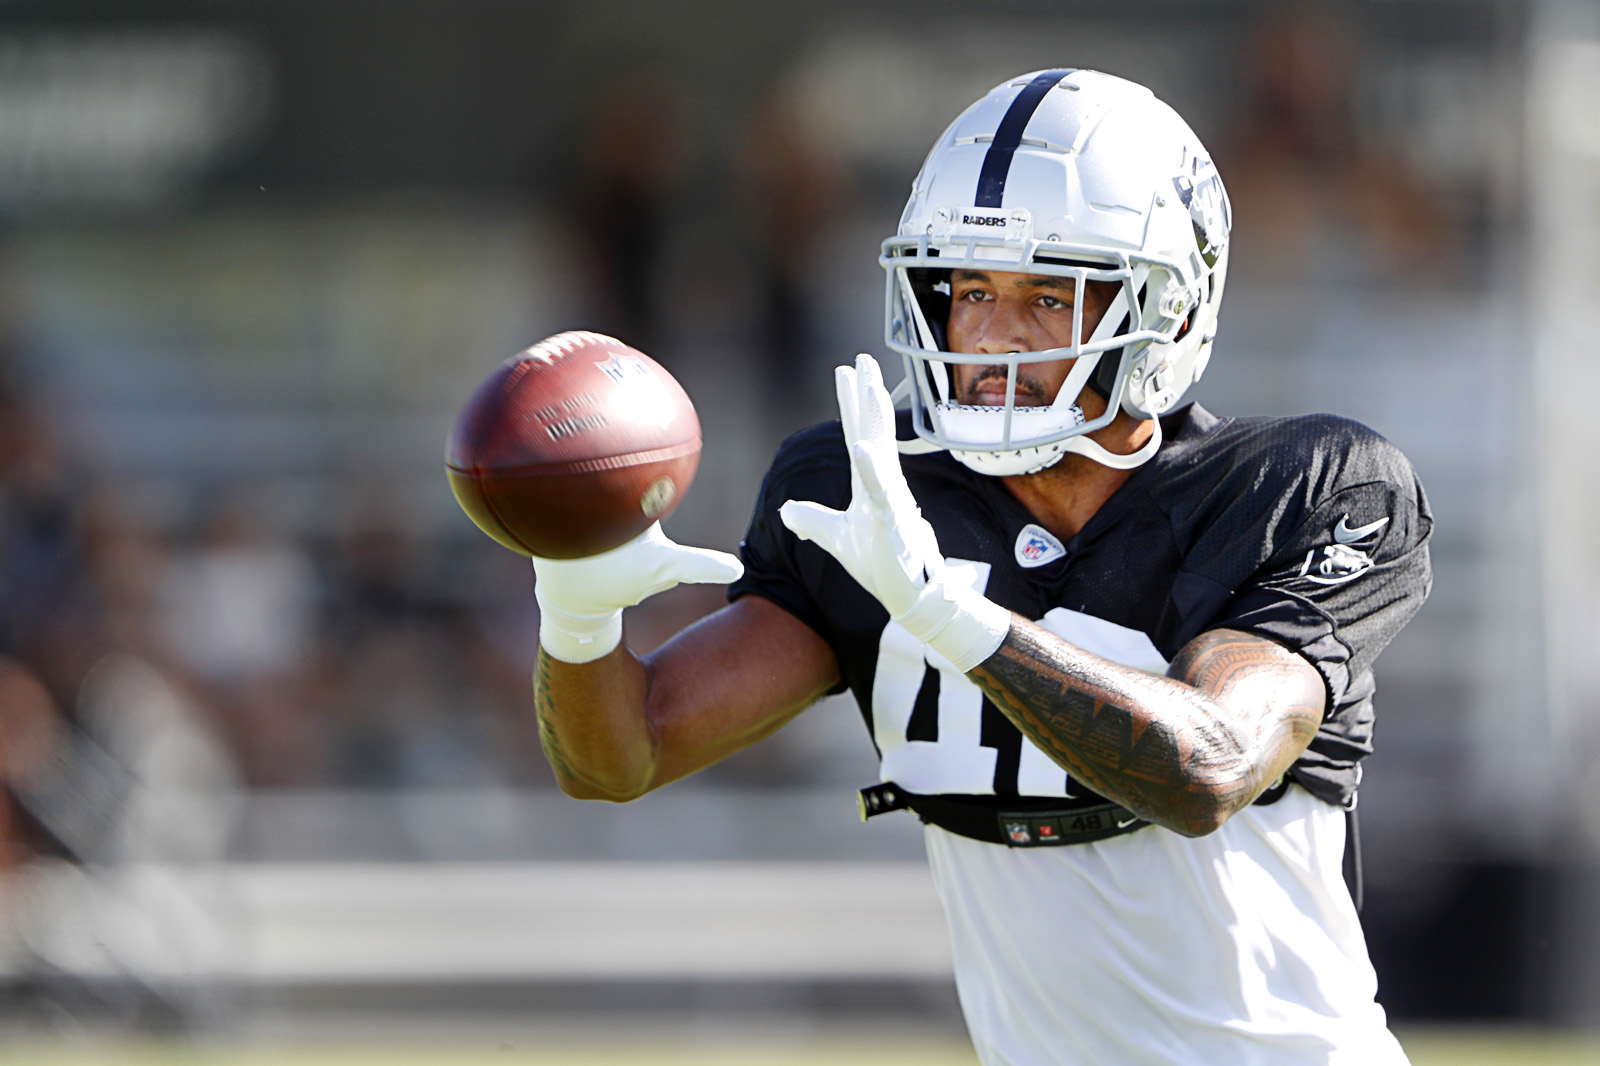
{"left": 779, "top": 353, "right": 1012, "bottom": 673}
{"left": 532, "top": 523, "right": 744, "bottom": 665}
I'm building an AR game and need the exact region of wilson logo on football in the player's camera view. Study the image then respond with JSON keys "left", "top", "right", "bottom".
{"left": 595, "top": 352, "right": 653, "bottom": 384}
{"left": 596, "top": 353, "right": 678, "bottom": 429}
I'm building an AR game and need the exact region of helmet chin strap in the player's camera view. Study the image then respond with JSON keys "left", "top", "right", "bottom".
{"left": 1058, "top": 416, "right": 1162, "bottom": 469}
{"left": 1045, "top": 280, "right": 1161, "bottom": 469}
{"left": 897, "top": 435, "right": 944, "bottom": 456}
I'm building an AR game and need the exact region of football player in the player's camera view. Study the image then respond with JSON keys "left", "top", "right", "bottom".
{"left": 530, "top": 70, "right": 1430, "bottom": 1065}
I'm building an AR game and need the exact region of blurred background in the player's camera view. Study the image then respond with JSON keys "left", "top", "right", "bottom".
{"left": 0, "top": 0, "right": 1598, "bottom": 1061}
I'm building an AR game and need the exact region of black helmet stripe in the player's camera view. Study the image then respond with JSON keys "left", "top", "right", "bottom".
{"left": 974, "top": 69, "right": 1076, "bottom": 208}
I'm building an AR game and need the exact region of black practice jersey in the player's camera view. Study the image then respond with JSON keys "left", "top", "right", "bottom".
{"left": 730, "top": 403, "right": 1432, "bottom": 810}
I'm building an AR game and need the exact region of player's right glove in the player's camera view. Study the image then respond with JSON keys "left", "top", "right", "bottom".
{"left": 531, "top": 523, "right": 744, "bottom": 664}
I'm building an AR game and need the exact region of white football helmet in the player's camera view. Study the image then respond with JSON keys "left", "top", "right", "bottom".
{"left": 882, "top": 69, "right": 1231, "bottom": 475}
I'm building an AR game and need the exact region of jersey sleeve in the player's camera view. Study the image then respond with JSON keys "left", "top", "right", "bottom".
{"left": 1179, "top": 416, "right": 1433, "bottom": 804}
{"left": 1217, "top": 471, "right": 1432, "bottom": 709}
{"left": 726, "top": 422, "right": 858, "bottom": 692}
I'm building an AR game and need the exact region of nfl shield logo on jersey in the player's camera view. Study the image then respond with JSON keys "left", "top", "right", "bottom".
{"left": 1014, "top": 523, "right": 1066, "bottom": 568}
{"left": 1005, "top": 821, "right": 1033, "bottom": 845}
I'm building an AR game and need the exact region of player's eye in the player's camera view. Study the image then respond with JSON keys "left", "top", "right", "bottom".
{"left": 1036, "top": 294, "right": 1071, "bottom": 310}
{"left": 956, "top": 288, "right": 992, "bottom": 303}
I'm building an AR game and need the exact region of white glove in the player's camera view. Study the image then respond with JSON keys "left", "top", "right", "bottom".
{"left": 779, "top": 354, "right": 1011, "bottom": 673}
{"left": 532, "top": 523, "right": 744, "bottom": 664}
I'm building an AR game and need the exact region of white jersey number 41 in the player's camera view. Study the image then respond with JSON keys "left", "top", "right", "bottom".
{"left": 869, "top": 558, "right": 1169, "bottom": 798}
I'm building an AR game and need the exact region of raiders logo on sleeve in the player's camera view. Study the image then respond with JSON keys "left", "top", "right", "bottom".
{"left": 1296, "top": 514, "right": 1390, "bottom": 586}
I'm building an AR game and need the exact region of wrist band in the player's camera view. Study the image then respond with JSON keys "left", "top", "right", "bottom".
{"left": 895, "top": 581, "right": 1011, "bottom": 673}
{"left": 535, "top": 588, "right": 624, "bottom": 665}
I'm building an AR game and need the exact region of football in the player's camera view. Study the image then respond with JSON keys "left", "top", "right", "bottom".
{"left": 446, "top": 332, "right": 701, "bottom": 559}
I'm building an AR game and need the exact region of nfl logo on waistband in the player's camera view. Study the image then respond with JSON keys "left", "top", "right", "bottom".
{"left": 1005, "top": 821, "right": 1033, "bottom": 845}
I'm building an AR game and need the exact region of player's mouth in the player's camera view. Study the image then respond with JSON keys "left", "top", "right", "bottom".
{"left": 960, "top": 369, "right": 1049, "bottom": 407}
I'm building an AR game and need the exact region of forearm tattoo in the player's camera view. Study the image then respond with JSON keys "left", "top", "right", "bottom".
{"left": 533, "top": 649, "right": 581, "bottom": 783}
{"left": 970, "top": 625, "right": 1322, "bottom": 836}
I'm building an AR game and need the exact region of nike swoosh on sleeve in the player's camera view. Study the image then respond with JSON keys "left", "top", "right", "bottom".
{"left": 1333, "top": 515, "right": 1389, "bottom": 544}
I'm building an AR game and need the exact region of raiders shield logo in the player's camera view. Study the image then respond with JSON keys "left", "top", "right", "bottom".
{"left": 1297, "top": 543, "right": 1374, "bottom": 586}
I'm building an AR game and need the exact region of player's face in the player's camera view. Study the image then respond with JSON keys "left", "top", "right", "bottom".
{"left": 946, "top": 270, "right": 1117, "bottom": 407}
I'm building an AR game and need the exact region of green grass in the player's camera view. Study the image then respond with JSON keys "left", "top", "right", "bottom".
{"left": 1398, "top": 1027, "right": 1600, "bottom": 1065}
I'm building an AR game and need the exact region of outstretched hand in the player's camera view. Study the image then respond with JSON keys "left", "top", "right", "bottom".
{"left": 779, "top": 353, "right": 942, "bottom": 619}
{"left": 533, "top": 523, "right": 744, "bottom": 664}
{"left": 780, "top": 354, "right": 1010, "bottom": 673}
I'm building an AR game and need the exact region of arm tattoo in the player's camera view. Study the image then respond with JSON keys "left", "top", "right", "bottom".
{"left": 533, "top": 649, "right": 581, "bottom": 784}
{"left": 970, "top": 624, "right": 1323, "bottom": 836}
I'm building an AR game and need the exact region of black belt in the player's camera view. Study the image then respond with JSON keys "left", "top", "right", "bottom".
{"left": 857, "top": 776, "right": 1292, "bottom": 848}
